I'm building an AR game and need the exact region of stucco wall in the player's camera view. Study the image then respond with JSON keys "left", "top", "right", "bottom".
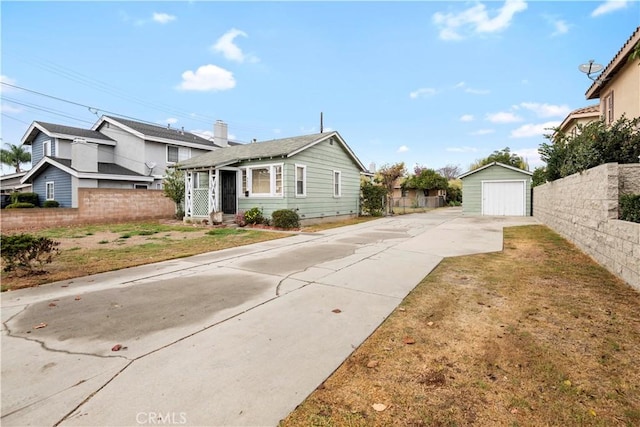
{"left": 533, "top": 163, "right": 640, "bottom": 290}
{"left": 1, "top": 188, "right": 175, "bottom": 232}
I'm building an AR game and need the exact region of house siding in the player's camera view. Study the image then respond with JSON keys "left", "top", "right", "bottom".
{"left": 98, "top": 124, "right": 147, "bottom": 175}
{"left": 31, "top": 132, "right": 52, "bottom": 164}
{"left": 599, "top": 58, "right": 640, "bottom": 123}
{"left": 32, "top": 164, "right": 72, "bottom": 207}
{"left": 461, "top": 165, "right": 532, "bottom": 215}
{"left": 237, "top": 138, "right": 361, "bottom": 220}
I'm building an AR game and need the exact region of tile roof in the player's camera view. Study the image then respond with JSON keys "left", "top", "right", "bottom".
{"left": 586, "top": 26, "right": 640, "bottom": 99}
{"left": 102, "top": 116, "right": 216, "bottom": 147}
{"left": 177, "top": 132, "right": 339, "bottom": 169}
{"left": 34, "top": 121, "right": 115, "bottom": 141}
{"left": 571, "top": 105, "right": 600, "bottom": 115}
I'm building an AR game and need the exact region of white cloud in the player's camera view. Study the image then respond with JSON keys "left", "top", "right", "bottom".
{"left": 162, "top": 118, "right": 178, "bottom": 125}
{"left": 454, "top": 82, "right": 490, "bottom": 95}
{"left": 465, "top": 87, "right": 490, "bottom": 95}
{"left": 1, "top": 104, "right": 23, "bottom": 113}
{"left": 510, "top": 121, "right": 560, "bottom": 138}
{"left": 591, "top": 0, "right": 628, "bottom": 17}
{"left": 486, "top": 112, "right": 523, "bottom": 123}
{"left": 176, "top": 64, "right": 236, "bottom": 91}
{"left": 152, "top": 12, "right": 176, "bottom": 24}
{"left": 551, "top": 19, "right": 569, "bottom": 36}
{"left": 519, "top": 102, "right": 571, "bottom": 118}
{"left": 397, "top": 145, "right": 410, "bottom": 153}
{"left": 191, "top": 129, "right": 214, "bottom": 140}
{"left": 514, "top": 148, "right": 543, "bottom": 167}
{"left": 0, "top": 75, "right": 17, "bottom": 93}
{"left": 470, "top": 129, "right": 495, "bottom": 135}
{"left": 410, "top": 88, "right": 437, "bottom": 98}
{"left": 433, "top": 0, "right": 528, "bottom": 40}
{"left": 212, "top": 28, "right": 259, "bottom": 63}
{"left": 460, "top": 114, "right": 475, "bottom": 122}
{"left": 447, "top": 146, "right": 479, "bottom": 153}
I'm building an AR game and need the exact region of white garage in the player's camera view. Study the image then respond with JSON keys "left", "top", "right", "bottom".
{"left": 459, "top": 162, "right": 533, "bottom": 216}
{"left": 482, "top": 180, "right": 526, "bottom": 216}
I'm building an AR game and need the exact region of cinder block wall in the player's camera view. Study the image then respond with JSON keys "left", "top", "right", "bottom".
{"left": 1, "top": 189, "right": 176, "bottom": 232}
{"left": 533, "top": 163, "right": 640, "bottom": 291}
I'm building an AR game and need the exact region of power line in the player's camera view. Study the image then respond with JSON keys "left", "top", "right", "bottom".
{"left": 3, "top": 97, "right": 95, "bottom": 125}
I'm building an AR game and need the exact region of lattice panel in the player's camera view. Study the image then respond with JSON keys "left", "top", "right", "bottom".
{"left": 192, "top": 188, "right": 209, "bottom": 216}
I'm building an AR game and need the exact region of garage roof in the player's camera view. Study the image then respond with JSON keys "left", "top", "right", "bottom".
{"left": 458, "top": 162, "right": 533, "bottom": 179}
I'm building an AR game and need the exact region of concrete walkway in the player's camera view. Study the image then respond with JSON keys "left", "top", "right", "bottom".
{"left": 1, "top": 208, "right": 538, "bottom": 426}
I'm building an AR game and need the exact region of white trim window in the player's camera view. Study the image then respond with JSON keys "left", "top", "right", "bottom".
{"left": 333, "top": 170, "right": 342, "bottom": 197}
{"left": 43, "top": 140, "right": 52, "bottom": 157}
{"left": 167, "top": 145, "right": 192, "bottom": 163}
{"left": 134, "top": 184, "right": 148, "bottom": 189}
{"left": 45, "top": 181, "right": 54, "bottom": 200}
{"left": 244, "top": 164, "right": 283, "bottom": 197}
{"left": 605, "top": 91, "right": 614, "bottom": 125}
{"left": 295, "top": 164, "right": 306, "bottom": 197}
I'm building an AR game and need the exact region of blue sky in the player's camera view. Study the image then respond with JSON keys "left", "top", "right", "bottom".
{"left": 1, "top": 1, "right": 638, "bottom": 175}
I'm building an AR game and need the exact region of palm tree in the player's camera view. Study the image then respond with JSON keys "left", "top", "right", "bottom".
{"left": 0, "top": 143, "right": 31, "bottom": 173}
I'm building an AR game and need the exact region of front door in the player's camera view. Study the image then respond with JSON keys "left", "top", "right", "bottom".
{"left": 221, "top": 170, "right": 237, "bottom": 214}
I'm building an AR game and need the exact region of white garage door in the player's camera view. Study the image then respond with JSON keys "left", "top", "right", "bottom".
{"left": 482, "top": 181, "right": 525, "bottom": 216}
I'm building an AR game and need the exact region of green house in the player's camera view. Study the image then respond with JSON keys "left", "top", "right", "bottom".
{"left": 458, "top": 162, "right": 533, "bottom": 216}
{"left": 177, "top": 131, "right": 369, "bottom": 224}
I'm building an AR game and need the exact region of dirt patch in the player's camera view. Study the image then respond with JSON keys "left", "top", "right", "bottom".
{"left": 281, "top": 225, "right": 640, "bottom": 426}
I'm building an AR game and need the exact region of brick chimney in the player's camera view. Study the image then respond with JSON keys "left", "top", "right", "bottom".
{"left": 214, "top": 120, "right": 229, "bottom": 147}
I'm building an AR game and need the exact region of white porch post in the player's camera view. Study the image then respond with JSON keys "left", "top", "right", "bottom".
{"left": 185, "top": 171, "right": 193, "bottom": 217}
{"left": 208, "top": 168, "right": 218, "bottom": 214}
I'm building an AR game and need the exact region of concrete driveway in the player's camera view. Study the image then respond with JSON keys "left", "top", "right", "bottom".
{"left": 1, "top": 208, "right": 538, "bottom": 426}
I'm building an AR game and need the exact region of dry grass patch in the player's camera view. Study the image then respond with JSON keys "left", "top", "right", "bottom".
{"left": 1, "top": 225, "right": 286, "bottom": 291}
{"left": 281, "top": 225, "right": 640, "bottom": 427}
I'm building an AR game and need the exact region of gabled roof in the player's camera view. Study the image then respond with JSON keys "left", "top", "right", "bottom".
{"left": 21, "top": 157, "right": 153, "bottom": 184}
{"left": 22, "top": 121, "right": 116, "bottom": 145}
{"left": 458, "top": 162, "right": 532, "bottom": 179}
{"left": 586, "top": 26, "right": 640, "bottom": 100}
{"left": 93, "top": 116, "right": 218, "bottom": 148}
{"left": 557, "top": 104, "right": 601, "bottom": 133}
{"left": 177, "top": 131, "right": 368, "bottom": 172}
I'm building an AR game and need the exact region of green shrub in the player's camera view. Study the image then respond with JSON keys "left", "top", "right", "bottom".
{"left": 11, "top": 192, "right": 38, "bottom": 205}
{"left": 43, "top": 200, "right": 60, "bottom": 208}
{"left": 0, "top": 234, "right": 60, "bottom": 273}
{"left": 620, "top": 194, "right": 640, "bottom": 223}
{"left": 361, "top": 181, "right": 386, "bottom": 216}
{"left": 244, "top": 207, "right": 264, "bottom": 225}
{"left": 6, "top": 202, "right": 36, "bottom": 209}
{"left": 272, "top": 209, "right": 300, "bottom": 229}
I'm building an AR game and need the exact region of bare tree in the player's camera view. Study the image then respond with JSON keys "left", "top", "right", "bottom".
{"left": 436, "top": 164, "right": 462, "bottom": 180}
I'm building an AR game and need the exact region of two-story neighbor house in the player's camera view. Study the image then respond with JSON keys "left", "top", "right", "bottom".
{"left": 555, "top": 104, "right": 600, "bottom": 139}
{"left": 20, "top": 116, "right": 220, "bottom": 207}
{"left": 585, "top": 26, "right": 639, "bottom": 123}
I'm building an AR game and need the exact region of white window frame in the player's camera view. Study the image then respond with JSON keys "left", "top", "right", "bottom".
{"left": 167, "top": 145, "right": 191, "bottom": 164}
{"left": 134, "top": 184, "right": 148, "bottom": 189}
{"left": 167, "top": 146, "right": 179, "bottom": 163}
{"left": 333, "top": 170, "right": 342, "bottom": 198}
{"left": 605, "top": 91, "right": 614, "bottom": 124}
{"left": 43, "top": 140, "right": 52, "bottom": 157}
{"left": 45, "top": 181, "right": 54, "bottom": 200}
{"left": 295, "top": 164, "right": 306, "bottom": 197}
{"left": 244, "top": 163, "right": 283, "bottom": 197}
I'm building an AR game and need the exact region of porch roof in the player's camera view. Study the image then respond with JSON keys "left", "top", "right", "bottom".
{"left": 176, "top": 131, "right": 368, "bottom": 172}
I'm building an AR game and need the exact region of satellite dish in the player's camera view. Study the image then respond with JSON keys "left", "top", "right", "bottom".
{"left": 145, "top": 161, "right": 156, "bottom": 169}
{"left": 579, "top": 60, "right": 604, "bottom": 82}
